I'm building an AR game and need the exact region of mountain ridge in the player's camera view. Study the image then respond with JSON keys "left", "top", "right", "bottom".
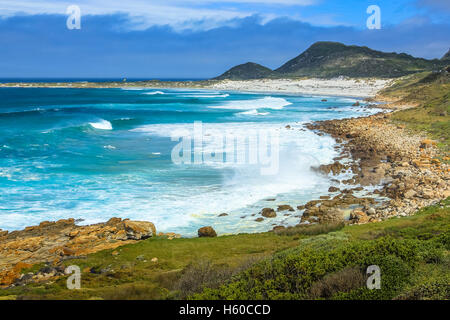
{"left": 215, "top": 41, "right": 445, "bottom": 80}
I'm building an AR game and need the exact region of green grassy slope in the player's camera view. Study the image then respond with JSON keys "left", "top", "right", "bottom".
{"left": 379, "top": 67, "right": 450, "bottom": 151}
{"left": 274, "top": 41, "right": 445, "bottom": 78}
{"left": 1, "top": 198, "right": 448, "bottom": 300}
{"left": 194, "top": 198, "right": 450, "bottom": 300}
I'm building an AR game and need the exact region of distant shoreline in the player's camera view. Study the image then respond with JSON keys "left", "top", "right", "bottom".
{"left": 0, "top": 77, "right": 393, "bottom": 99}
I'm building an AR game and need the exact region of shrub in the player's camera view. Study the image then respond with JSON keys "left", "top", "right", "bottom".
{"left": 175, "top": 258, "right": 261, "bottom": 299}
{"left": 274, "top": 222, "right": 345, "bottom": 237}
{"left": 395, "top": 280, "right": 450, "bottom": 300}
{"left": 309, "top": 267, "right": 365, "bottom": 299}
{"left": 193, "top": 237, "right": 445, "bottom": 300}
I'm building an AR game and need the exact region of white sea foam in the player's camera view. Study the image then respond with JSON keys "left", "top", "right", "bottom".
{"left": 182, "top": 94, "right": 229, "bottom": 98}
{"left": 144, "top": 91, "right": 165, "bottom": 95}
{"left": 238, "top": 109, "right": 270, "bottom": 116}
{"left": 209, "top": 97, "right": 292, "bottom": 110}
{"left": 3, "top": 122, "right": 336, "bottom": 234}
{"left": 89, "top": 119, "right": 113, "bottom": 130}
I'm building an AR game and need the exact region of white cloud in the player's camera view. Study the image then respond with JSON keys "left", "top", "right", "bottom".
{"left": 0, "top": 0, "right": 318, "bottom": 30}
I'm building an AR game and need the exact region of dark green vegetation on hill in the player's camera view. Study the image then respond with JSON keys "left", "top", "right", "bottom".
{"left": 1, "top": 198, "right": 448, "bottom": 300}
{"left": 214, "top": 62, "right": 274, "bottom": 80}
{"left": 442, "top": 50, "right": 450, "bottom": 61}
{"left": 380, "top": 66, "right": 450, "bottom": 151}
{"left": 216, "top": 41, "right": 446, "bottom": 80}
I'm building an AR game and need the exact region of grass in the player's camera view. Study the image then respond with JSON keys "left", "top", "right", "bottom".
{"left": 1, "top": 198, "right": 448, "bottom": 300}
{"left": 379, "top": 68, "right": 450, "bottom": 152}
{"left": 193, "top": 198, "right": 449, "bottom": 300}
{"left": 0, "top": 232, "right": 301, "bottom": 300}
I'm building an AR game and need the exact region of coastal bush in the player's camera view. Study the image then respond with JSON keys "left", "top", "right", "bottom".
{"left": 192, "top": 237, "right": 445, "bottom": 300}
{"left": 274, "top": 222, "right": 345, "bottom": 237}
{"left": 309, "top": 267, "right": 365, "bottom": 299}
{"left": 175, "top": 258, "right": 261, "bottom": 299}
{"left": 395, "top": 279, "right": 450, "bottom": 300}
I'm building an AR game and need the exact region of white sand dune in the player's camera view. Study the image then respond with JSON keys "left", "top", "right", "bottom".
{"left": 207, "top": 78, "right": 393, "bottom": 98}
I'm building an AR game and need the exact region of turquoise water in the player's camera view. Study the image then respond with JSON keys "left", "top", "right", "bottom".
{"left": 0, "top": 87, "right": 381, "bottom": 235}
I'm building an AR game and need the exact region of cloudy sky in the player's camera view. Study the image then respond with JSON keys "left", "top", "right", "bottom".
{"left": 0, "top": 0, "right": 449, "bottom": 78}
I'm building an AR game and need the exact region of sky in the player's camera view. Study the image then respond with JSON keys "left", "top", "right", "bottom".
{"left": 0, "top": 0, "right": 449, "bottom": 78}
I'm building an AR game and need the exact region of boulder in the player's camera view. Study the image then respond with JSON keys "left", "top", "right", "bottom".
{"left": 350, "top": 210, "right": 370, "bottom": 224}
{"left": 198, "top": 226, "right": 217, "bottom": 237}
{"left": 328, "top": 186, "right": 340, "bottom": 192}
{"left": 420, "top": 139, "right": 436, "bottom": 149}
{"left": 260, "top": 208, "right": 277, "bottom": 218}
{"left": 277, "top": 205, "right": 294, "bottom": 212}
{"left": 404, "top": 189, "right": 416, "bottom": 199}
{"left": 123, "top": 220, "right": 156, "bottom": 240}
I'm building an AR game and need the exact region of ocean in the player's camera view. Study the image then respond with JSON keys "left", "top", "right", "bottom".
{"left": 0, "top": 87, "right": 383, "bottom": 236}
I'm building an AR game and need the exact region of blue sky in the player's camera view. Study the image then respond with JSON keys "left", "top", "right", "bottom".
{"left": 0, "top": 0, "right": 449, "bottom": 78}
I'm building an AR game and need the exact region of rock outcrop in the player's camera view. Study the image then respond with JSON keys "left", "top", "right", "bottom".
{"left": 0, "top": 218, "right": 156, "bottom": 287}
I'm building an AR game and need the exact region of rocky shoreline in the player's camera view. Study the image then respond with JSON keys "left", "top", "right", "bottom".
{"left": 300, "top": 111, "right": 449, "bottom": 225}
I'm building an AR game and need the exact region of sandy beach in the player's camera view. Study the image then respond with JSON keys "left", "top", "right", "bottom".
{"left": 0, "top": 77, "right": 393, "bottom": 99}
{"left": 207, "top": 78, "right": 393, "bottom": 98}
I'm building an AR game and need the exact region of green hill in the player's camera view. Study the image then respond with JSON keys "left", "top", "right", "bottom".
{"left": 442, "top": 49, "right": 450, "bottom": 61}
{"left": 214, "top": 62, "right": 274, "bottom": 80}
{"left": 275, "top": 41, "right": 444, "bottom": 78}
{"left": 214, "top": 42, "right": 446, "bottom": 80}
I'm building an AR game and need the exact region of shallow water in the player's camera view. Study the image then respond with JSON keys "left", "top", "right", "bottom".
{"left": 0, "top": 87, "right": 383, "bottom": 235}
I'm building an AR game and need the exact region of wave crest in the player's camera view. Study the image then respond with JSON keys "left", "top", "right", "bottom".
{"left": 209, "top": 96, "right": 291, "bottom": 110}
{"left": 89, "top": 119, "right": 113, "bottom": 130}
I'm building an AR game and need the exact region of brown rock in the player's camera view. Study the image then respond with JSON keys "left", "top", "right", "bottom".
{"left": 62, "top": 247, "right": 76, "bottom": 256}
{"left": 350, "top": 210, "right": 369, "bottom": 224}
{"left": 404, "top": 189, "right": 416, "bottom": 199}
{"left": 106, "top": 217, "right": 122, "bottom": 226}
{"left": 123, "top": 220, "right": 156, "bottom": 240}
{"left": 328, "top": 186, "right": 340, "bottom": 192}
{"left": 261, "top": 208, "right": 277, "bottom": 218}
{"left": 420, "top": 139, "right": 435, "bottom": 149}
{"left": 277, "top": 205, "right": 294, "bottom": 212}
{"left": 198, "top": 226, "right": 217, "bottom": 237}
